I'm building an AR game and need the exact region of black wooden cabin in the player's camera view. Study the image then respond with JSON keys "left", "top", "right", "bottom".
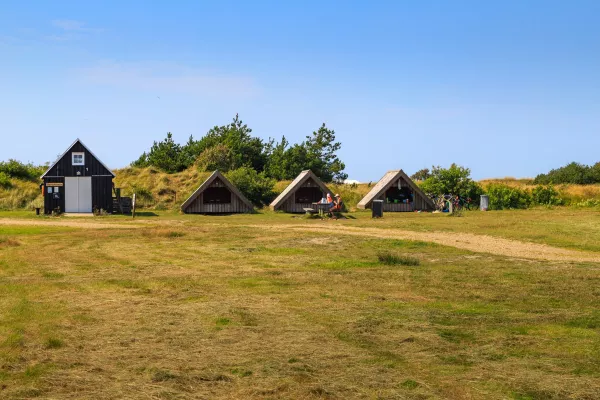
{"left": 41, "top": 139, "right": 115, "bottom": 214}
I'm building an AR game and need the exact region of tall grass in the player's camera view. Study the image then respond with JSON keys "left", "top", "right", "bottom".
{"left": 377, "top": 251, "right": 420, "bottom": 266}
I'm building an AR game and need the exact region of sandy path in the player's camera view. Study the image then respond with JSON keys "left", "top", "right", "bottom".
{"left": 2, "top": 218, "right": 598, "bottom": 262}
{"left": 0, "top": 218, "right": 141, "bottom": 230}
{"left": 245, "top": 224, "right": 600, "bottom": 263}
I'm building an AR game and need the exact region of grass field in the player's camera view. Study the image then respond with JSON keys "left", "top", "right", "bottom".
{"left": 1, "top": 209, "right": 599, "bottom": 399}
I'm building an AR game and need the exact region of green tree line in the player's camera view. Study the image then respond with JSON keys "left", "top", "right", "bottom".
{"left": 131, "top": 114, "right": 348, "bottom": 183}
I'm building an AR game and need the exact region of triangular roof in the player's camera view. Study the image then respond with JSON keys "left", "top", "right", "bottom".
{"left": 357, "top": 170, "right": 435, "bottom": 209}
{"left": 180, "top": 170, "right": 254, "bottom": 211}
{"left": 270, "top": 170, "right": 332, "bottom": 210}
{"left": 41, "top": 138, "right": 115, "bottom": 178}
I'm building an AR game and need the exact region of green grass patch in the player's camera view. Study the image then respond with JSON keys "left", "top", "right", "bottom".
{"left": 377, "top": 251, "right": 420, "bottom": 266}
{"left": 44, "top": 337, "right": 63, "bottom": 349}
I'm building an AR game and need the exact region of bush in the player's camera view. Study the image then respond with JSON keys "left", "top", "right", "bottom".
{"left": 418, "top": 164, "right": 483, "bottom": 204}
{"left": 534, "top": 162, "right": 600, "bottom": 185}
{"left": 0, "top": 172, "right": 12, "bottom": 189}
{"left": 0, "top": 159, "right": 45, "bottom": 181}
{"left": 226, "top": 167, "right": 276, "bottom": 206}
{"left": 531, "top": 185, "right": 562, "bottom": 206}
{"left": 486, "top": 183, "right": 531, "bottom": 210}
{"left": 195, "top": 144, "right": 235, "bottom": 172}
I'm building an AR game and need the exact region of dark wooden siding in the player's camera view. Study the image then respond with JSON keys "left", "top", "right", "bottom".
{"left": 44, "top": 141, "right": 112, "bottom": 177}
{"left": 278, "top": 178, "right": 327, "bottom": 213}
{"left": 93, "top": 176, "right": 113, "bottom": 213}
{"left": 43, "top": 177, "right": 65, "bottom": 214}
{"left": 184, "top": 178, "right": 252, "bottom": 214}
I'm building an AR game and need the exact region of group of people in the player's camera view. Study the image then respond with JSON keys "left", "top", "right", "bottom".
{"left": 325, "top": 192, "right": 343, "bottom": 218}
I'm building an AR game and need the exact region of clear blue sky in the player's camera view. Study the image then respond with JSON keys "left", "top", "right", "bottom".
{"left": 1, "top": 1, "right": 599, "bottom": 181}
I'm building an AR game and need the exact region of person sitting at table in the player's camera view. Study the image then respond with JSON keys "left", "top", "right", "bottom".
{"left": 326, "top": 193, "right": 333, "bottom": 204}
{"left": 329, "top": 194, "right": 343, "bottom": 218}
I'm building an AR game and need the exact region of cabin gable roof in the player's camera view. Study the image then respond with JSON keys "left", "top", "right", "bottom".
{"left": 269, "top": 170, "right": 332, "bottom": 209}
{"left": 357, "top": 170, "right": 434, "bottom": 209}
{"left": 180, "top": 170, "right": 254, "bottom": 211}
{"left": 41, "top": 138, "right": 115, "bottom": 178}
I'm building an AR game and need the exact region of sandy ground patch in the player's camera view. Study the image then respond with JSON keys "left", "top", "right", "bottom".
{"left": 2, "top": 217, "right": 598, "bottom": 262}
{"left": 0, "top": 218, "right": 141, "bottom": 229}
{"left": 246, "top": 224, "right": 600, "bottom": 263}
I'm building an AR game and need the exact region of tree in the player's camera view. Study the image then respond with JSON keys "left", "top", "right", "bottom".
{"left": 195, "top": 144, "right": 235, "bottom": 172}
{"left": 264, "top": 136, "right": 310, "bottom": 181}
{"left": 411, "top": 168, "right": 431, "bottom": 181}
{"left": 534, "top": 162, "right": 599, "bottom": 185}
{"left": 419, "top": 164, "right": 483, "bottom": 201}
{"left": 187, "top": 114, "right": 267, "bottom": 172}
{"left": 304, "top": 124, "right": 347, "bottom": 182}
{"left": 265, "top": 123, "right": 347, "bottom": 182}
{"left": 226, "top": 167, "right": 276, "bottom": 206}
{"left": 133, "top": 132, "right": 186, "bottom": 173}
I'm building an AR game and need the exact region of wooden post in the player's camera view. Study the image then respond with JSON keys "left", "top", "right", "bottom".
{"left": 132, "top": 193, "right": 136, "bottom": 219}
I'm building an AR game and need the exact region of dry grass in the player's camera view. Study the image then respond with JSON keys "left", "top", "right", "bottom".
{"left": 0, "top": 180, "right": 41, "bottom": 210}
{"left": 0, "top": 210, "right": 599, "bottom": 399}
{"left": 481, "top": 178, "right": 600, "bottom": 204}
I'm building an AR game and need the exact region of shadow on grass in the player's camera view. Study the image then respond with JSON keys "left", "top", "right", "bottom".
{"left": 133, "top": 212, "right": 159, "bottom": 217}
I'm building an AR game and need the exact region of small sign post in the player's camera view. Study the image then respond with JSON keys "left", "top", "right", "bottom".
{"left": 132, "top": 193, "right": 136, "bottom": 219}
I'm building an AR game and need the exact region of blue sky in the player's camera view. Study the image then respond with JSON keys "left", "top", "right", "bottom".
{"left": 1, "top": 1, "right": 599, "bottom": 181}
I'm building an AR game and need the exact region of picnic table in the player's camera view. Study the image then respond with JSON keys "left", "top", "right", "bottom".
{"left": 312, "top": 202, "right": 332, "bottom": 217}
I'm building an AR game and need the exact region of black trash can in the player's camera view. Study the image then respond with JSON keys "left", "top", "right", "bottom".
{"left": 372, "top": 200, "right": 383, "bottom": 218}
{"left": 35, "top": 208, "right": 40, "bottom": 216}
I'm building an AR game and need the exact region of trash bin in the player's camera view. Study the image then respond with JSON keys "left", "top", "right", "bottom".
{"left": 35, "top": 208, "right": 40, "bottom": 215}
{"left": 372, "top": 200, "right": 384, "bottom": 218}
{"left": 480, "top": 195, "right": 489, "bottom": 211}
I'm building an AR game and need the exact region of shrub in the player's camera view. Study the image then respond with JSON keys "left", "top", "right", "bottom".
{"left": 486, "top": 183, "right": 531, "bottom": 210}
{"left": 226, "top": 167, "right": 276, "bottom": 206}
{"left": 195, "top": 144, "right": 235, "bottom": 172}
{"left": 0, "top": 159, "right": 45, "bottom": 181}
{"left": 418, "top": 164, "right": 483, "bottom": 204}
{"left": 531, "top": 185, "right": 562, "bottom": 206}
{"left": 0, "top": 172, "right": 12, "bottom": 189}
{"left": 534, "top": 162, "right": 600, "bottom": 185}
{"left": 377, "top": 252, "right": 420, "bottom": 266}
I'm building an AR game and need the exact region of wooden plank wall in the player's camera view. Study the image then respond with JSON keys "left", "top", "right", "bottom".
{"left": 278, "top": 178, "right": 326, "bottom": 213}
{"left": 43, "top": 177, "right": 65, "bottom": 214}
{"left": 45, "top": 141, "right": 112, "bottom": 177}
{"left": 92, "top": 176, "right": 113, "bottom": 213}
{"left": 184, "top": 178, "right": 252, "bottom": 214}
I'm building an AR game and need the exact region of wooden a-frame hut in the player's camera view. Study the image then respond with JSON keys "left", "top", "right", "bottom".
{"left": 270, "top": 170, "right": 332, "bottom": 213}
{"left": 357, "top": 170, "right": 435, "bottom": 212}
{"left": 181, "top": 170, "right": 253, "bottom": 214}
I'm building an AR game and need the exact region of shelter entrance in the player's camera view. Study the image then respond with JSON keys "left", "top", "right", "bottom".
{"left": 385, "top": 186, "right": 413, "bottom": 204}
{"left": 65, "top": 177, "right": 92, "bottom": 213}
{"left": 203, "top": 186, "right": 232, "bottom": 204}
{"left": 295, "top": 187, "right": 323, "bottom": 203}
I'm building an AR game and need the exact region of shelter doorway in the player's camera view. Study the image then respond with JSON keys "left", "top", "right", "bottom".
{"left": 203, "top": 186, "right": 232, "bottom": 204}
{"left": 295, "top": 187, "right": 322, "bottom": 203}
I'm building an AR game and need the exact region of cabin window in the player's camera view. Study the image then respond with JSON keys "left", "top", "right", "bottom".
{"left": 295, "top": 187, "right": 322, "bottom": 203}
{"left": 72, "top": 152, "right": 85, "bottom": 166}
{"left": 203, "top": 187, "right": 231, "bottom": 204}
{"left": 385, "top": 186, "right": 413, "bottom": 203}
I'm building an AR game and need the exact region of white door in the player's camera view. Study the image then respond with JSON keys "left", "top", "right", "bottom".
{"left": 78, "top": 177, "right": 92, "bottom": 212}
{"left": 65, "top": 177, "right": 92, "bottom": 213}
